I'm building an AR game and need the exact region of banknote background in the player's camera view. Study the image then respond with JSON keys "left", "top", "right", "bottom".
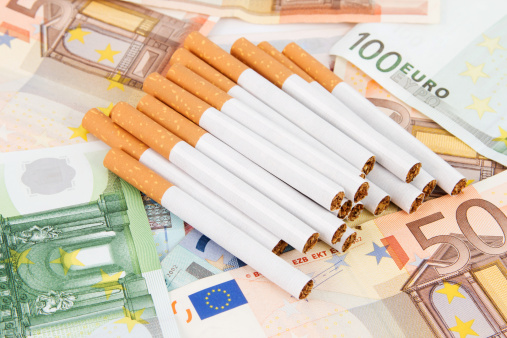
{"left": 2, "top": 0, "right": 507, "bottom": 337}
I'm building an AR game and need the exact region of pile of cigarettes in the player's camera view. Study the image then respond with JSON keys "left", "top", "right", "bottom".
{"left": 82, "top": 32, "right": 467, "bottom": 300}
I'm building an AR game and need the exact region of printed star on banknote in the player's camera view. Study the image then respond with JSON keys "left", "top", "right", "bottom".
{"left": 330, "top": 0, "right": 507, "bottom": 166}
{"left": 124, "top": 0, "right": 440, "bottom": 24}
{"left": 168, "top": 171, "right": 507, "bottom": 337}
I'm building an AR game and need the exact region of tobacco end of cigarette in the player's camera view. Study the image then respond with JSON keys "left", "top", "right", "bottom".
{"left": 423, "top": 179, "right": 437, "bottom": 198}
{"left": 272, "top": 240, "right": 288, "bottom": 256}
{"left": 409, "top": 193, "right": 425, "bottom": 214}
{"left": 341, "top": 231, "right": 357, "bottom": 253}
{"left": 299, "top": 280, "right": 313, "bottom": 300}
{"left": 337, "top": 200, "right": 352, "bottom": 219}
{"left": 303, "top": 233, "right": 320, "bottom": 254}
{"left": 363, "top": 156, "right": 376, "bottom": 175}
{"left": 406, "top": 163, "right": 422, "bottom": 183}
{"left": 374, "top": 195, "right": 391, "bottom": 216}
{"left": 354, "top": 182, "right": 369, "bottom": 203}
{"left": 332, "top": 223, "right": 347, "bottom": 244}
{"left": 451, "top": 178, "right": 467, "bottom": 195}
{"left": 330, "top": 192, "right": 345, "bottom": 211}
{"left": 347, "top": 204, "right": 364, "bottom": 221}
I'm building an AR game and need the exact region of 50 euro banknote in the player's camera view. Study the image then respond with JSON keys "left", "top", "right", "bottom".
{"left": 330, "top": 0, "right": 507, "bottom": 166}
{"left": 167, "top": 170, "right": 507, "bottom": 337}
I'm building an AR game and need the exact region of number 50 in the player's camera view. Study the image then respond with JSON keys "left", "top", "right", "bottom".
{"left": 407, "top": 199, "right": 507, "bottom": 275}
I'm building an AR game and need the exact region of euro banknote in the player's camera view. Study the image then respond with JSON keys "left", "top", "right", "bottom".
{"left": 330, "top": 0, "right": 507, "bottom": 166}
{"left": 168, "top": 170, "right": 507, "bottom": 337}
{"left": 125, "top": 0, "right": 440, "bottom": 24}
{"left": 0, "top": 142, "right": 179, "bottom": 337}
{"left": 0, "top": 0, "right": 215, "bottom": 153}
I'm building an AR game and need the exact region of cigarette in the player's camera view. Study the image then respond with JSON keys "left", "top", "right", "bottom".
{"left": 143, "top": 73, "right": 346, "bottom": 211}
{"left": 183, "top": 32, "right": 375, "bottom": 175}
{"left": 166, "top": 63, "right": 369, "bottom": 202}
{"left": 232, "top": 37, "right": 422, "bottom": 184}
{"left": 367, "top": 164, "right": 425, "bottom": 214}
{"left": 109, "top": 102, "right": 319, "bottom": 253}
{"left": 137, "top": 94, "right": 356, "bottom": 252}
{"left": 361, "top": 181, "right": 391, "bottom": 216}
{"left": 347, "top": 202, "right": 364, "bottom": 222}
{"left": 283, "top": 42, "right": 466, "bottom": 195}
{"left": 170, "top": 48, "right": 369, "bottom": 176}
{"left": 337, "top": 199, "right": 352, "bottom": 219}
{"left": 82, "top": 108, "right": 287, "bottom": 255}
{"left": 104, "top": 148, "right": 313, "bottom": 299}
{"left": 333, "top": 225, "right": 357, "bottom": 253}
{"left": 411, "top": 169, "right": 437, "bottom": 198}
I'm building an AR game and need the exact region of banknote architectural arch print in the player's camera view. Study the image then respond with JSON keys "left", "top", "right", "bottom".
{"left": 0, "top": 189, "right": 157, "bottom": 336}
{"left": 403, "top": 234, "right": 507, "bottom": 337}
{"left": 6, "top": 0, "right": 202, "bottom": 88}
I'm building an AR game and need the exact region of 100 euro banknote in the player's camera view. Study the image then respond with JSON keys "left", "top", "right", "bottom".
{"left": 330, "top": 0, "right": 507, "bottom": 166}
{"left": 0, "top": 142, "right": 178, "bottom": 337}
{"left": 168, "top": 171, "right": 507, "bottom": 337}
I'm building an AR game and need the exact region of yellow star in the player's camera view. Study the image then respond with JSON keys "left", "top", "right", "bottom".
{"left": 68, "top": 124, "right": 89, "bottom": 141}
{"left": 91, "top": 269, "right": 124, "bottom": 300}
{"left": 435, "top": 281, "right": 466, "bottom": 303}
{"left": 114, "top": 307, "right": 149, "bottom": 333}
{"left": 206, "top": 255, "right": 234, "bottom": 271}
{"left": 466, "top": 179, "right": 475, "bottom": 186}
{"left": 449, "top": 316, "right": 479, "bottom": 338}
{"left": 493, "top": 126, "right": 507, "bottom": 147}
{"left": 465, "top": 95, "right": 496, "bottom": 118}
{"left": 50, "top": 248, "right": 85, "bottom": 275}
{"left": 67, "top": 25, "right": 90, "bottom": 44}
{"left": 98, "top": 102, "right": 114, "bottom": 116}
{"left": 459, "top": 62, "right": 489, "bottom": 84}
{"left": 477, "top": 34, "right": 505, "bottom": 55}
{"left": 1, "top": 248, "right": 34, "bottom": 272}
{"left": 95, "top": 44, "right": 121, "bottom": 63}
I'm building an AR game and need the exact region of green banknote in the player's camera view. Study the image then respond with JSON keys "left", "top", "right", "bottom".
{"left": 330, "top": 0, "right": 507, "bottom": 166}
{"left": 0, "top": 142, "right": 178, "bottom": 337}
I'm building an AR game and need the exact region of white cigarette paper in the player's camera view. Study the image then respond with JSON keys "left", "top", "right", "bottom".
{"left": 104, "top": 148, "right": 313, "bottom": 299}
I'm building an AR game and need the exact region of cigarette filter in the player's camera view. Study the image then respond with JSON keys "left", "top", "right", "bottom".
{"left": 104, "top": 148, "right": 313, "bottom": 299}
{"left": 367, "top": 164, "right": 425, "bottom": 214}
{"left": 137, "top": 94, "right": 356, "bottom": 252}
{"left": 166, "top": 63, "right": 369, "bottom": 202}
{"left": 169, "top": 48, "right": 350, "bottom": 173}
{"left": 232, "top": 38, "right": 421, "bottom": 184}
{"left": 183, "top": 32, "right": 375, "bottom": 175}
{"left": 82, "top": 108, "right": 287, "bottom": 255}
{"left": 143, "top": 73, "right": 346, "bottom": 211}
{"left": 110, "top": 102, "right": 319, "bottom": 253}
{"left": 283, "top": 42, "right": 466, "bottom": 195}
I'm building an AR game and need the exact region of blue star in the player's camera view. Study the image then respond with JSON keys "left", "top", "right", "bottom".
{"left": 0, "top": 32, "right": 16, "bottom": 48}
{"left": 409, "top": 254, "right": 424, "bottom": 267}
{"left": 366, "top": 242, "right": 391, "bottom": 265}
{"left": 325, "top": 252, "right": 350, "bottom": 270}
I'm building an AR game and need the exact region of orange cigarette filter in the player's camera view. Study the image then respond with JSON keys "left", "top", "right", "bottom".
{"left": 169, "top": 48, "right": 236, "bottom": 93}
{"left": 104, "top": 148, "right": 172, "bottom": 204}
{"left": 144, "top": 72, "right": 210, "bottom": 125}
{"left": 231, "top": 38, "right": 292, "bottom": 89}
{"left": 167, "top": 63, "right": 231, "bottom": 111}
{"left": 257, "top": 41, "right": 314, "bottom": 83}
{"left": 282, "top": 42, "right": 343, "bottom": 93}
{"left": 110, "top": 102, "right": 181, "bottom": 159}
{"left": 137, "top": 94, "right": 207, "bottom": 147}
{"left": 82, "top": 108, "right": 149, "bottom": 160}
{"left": 184, "top": 32, "right": 248, "bottom": 83}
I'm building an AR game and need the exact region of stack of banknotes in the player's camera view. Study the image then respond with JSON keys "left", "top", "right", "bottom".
{"left": 1, "top": 0, "right": 506, "bottom": 337}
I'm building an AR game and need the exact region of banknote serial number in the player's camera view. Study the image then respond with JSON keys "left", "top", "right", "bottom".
{"left": 349, "top": 33, "right": 450, "bottom": 99}
{"left": 407, "top": 199, "right": 507, "bottom": 275}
